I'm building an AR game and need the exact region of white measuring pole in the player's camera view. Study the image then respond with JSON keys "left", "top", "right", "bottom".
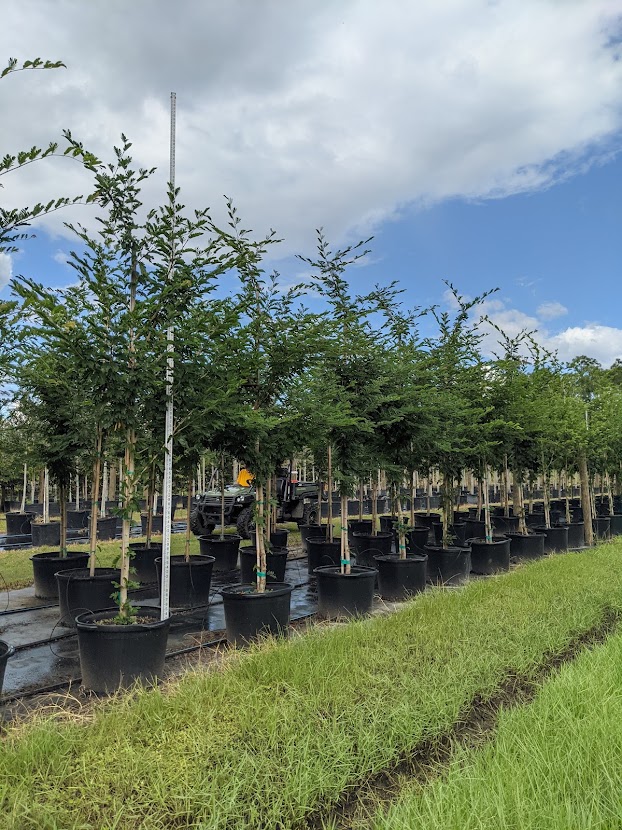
{"left": 160, "top": 91, "right": 176, "bottom": 620}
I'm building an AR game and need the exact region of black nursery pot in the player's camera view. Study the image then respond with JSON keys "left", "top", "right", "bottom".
{"left": 31, "top": 522, "right": 61, "bottom": 548}
{"left": 351, "top": 531, "right": 393, "bottom": 568}
{"left": 507, "top": 532, "right": 546, "bottom": 559}
{"left": 220, "top": 582, "right": 293, "bottom": 646}
{"left": 314, "top": 565, "right": 377, "bottom": 619}
{"left": 56, "top": 568, "right": 119, "bottom": 628}
{"left": 491, "top": 515, "right": 519, "bottom": 535}
{"left": 424, "top": 545, "right": 471, "bottom": 586}
{"left": 347, "top": 519, "right": 373, "bottom": 546}
{"left": 374, "top": 554, "right": 427, "bottom": 601}
{"left": 464, "top": 519, "right": 486, "bottom": 540}
{"left": 534, "top": 525, "right": 569, "bottom": 553}
{"left": 433, "top": 522, "right": 468, "bottom": 547}
{"left": 405, "top": 526, "right": 431, "bottom": 555}
{"left": 0, "top": 640, "right": 14, "bottom": 696}
{"left": 567, "top": 522, "right": 586, "bottom": 549}
{"left": 31, "top": 550, "right": 90, "bottom": 599}
{"left": 5, "top": 512, "right": 35, "bottom": 536}
{"left": 239, "top": 546, "right": 288, "bottom": 584}
{"left": 379, "top": 515, "right": 402, "bottom": 534}
{"left": 67, "top": 510, "right": 89, "bottom": 530}
{"left": 609, "top": 515, "right": 622, "bottom": 537}
{"left": 155, "top": 554, "right": 215, "bottom": 607}
{"left": 96, "top": 516, "right": 118, "bottom": 541}
{"left": 300, "top": 523, "right": 327, "bottom": 553}
{"left": 198, "top": 534, "right": 241, "bottom": 571}
{"left": 141, "top": 513, "right": 164, "bottom": 535}
{"left": 469, "top": 537, "right": 511, "bottom": 575}
{"left": 307, "top": 538, "right": 341, "bottom": 574}
{"left": 76, "top": 606, "right": 170, "bottom": 694}
{"left": 269, "top": 528, "right": 289, "bottom": 549}
{"left": 593, "top": 516, "right": 611, "bottom": 541}
{"left": 128, "top": 543, "right": 163, "bottom": 585}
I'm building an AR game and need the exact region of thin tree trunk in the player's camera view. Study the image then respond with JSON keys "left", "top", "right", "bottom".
{"left": 503, "top": 456, "right": 510, "bottom": 517}
{"left": 410, "top": 470, "right": 416, "bottom": 527}
{"left": 75, "top": 473, "right": 80, "bottom": 510}
{"left": 542, "top": 468, "right": 551, "bottom": 529}
{"left": 371, "top": 478, "right": 378, "bottom": 536}
{"left": 579, "top": 451, "right": 594, "bottom": 547}
{"left": 145, "top": 463, "right": 155, "bottom": 548}
{"left": 358, "top": 480, "right": 364, "bottom": 521}
{"left": 441, "top": 471, "right": 452, "bottom": 549}
{"left": 43, "top": 467, "right": 49, "bottom": 524}
{"left": 327, "top": 444, "right": 333, "bottom": 543}
{"left": 340, "top": 493, "right": 351, "bottom": 575}
{"left": 20, "top": 463, "right": 27, "bottom": 513}
{"left": 483, "top": 467, "right": 493, "bottom": 542}
{"left": 100, "top": 460, "right": 108, "bottom": 518}
{"left": 220, "top": 452, "right": 226, "bottom": 540}
{"left": 185, "top": 477, "right": 192, "bottom": 562}
{"left": 513, "top": 469, "right": 527, "bottom": 535}
{"left": 255, "top": 482, "right": 266, "bottom": 593}
{"left": 58, "top": 482, "right": 68, "bottom": 556}
{"left": 88, "top": 427, "right": 103, "bottom": 576}
{"left": 119, "top": 429, "right": 136, "bottom": 613}
{"left": 397, "top": 483, "right": 407, "bottom": 560}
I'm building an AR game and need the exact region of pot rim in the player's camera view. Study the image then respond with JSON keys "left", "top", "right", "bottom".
{"left": 313, "top": 565, "right": 378, "bottom": 578}
{"left": 220, "top": 582, "right": 293, "bottom": 600}
{"left": 154, "top": 554, "right": 215, "bottom": 566}
{"left": 75, "top": 606, "right": 169, "bottom": 631}
{"left": 373, "top": 554, "right": 427, "bottom": 564}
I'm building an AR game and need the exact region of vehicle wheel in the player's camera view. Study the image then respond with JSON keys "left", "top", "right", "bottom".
{"left": 236, "top": 507, "right": 255, "bottom": 540}
{"left": 300, "top": 503, "right": 318, "bottom": 526}
{"left": 190, "top": 506, "right": 215, "bottom": 537}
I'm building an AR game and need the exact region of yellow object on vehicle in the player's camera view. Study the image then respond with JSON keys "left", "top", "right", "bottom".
{"left": 237, "top": 468, "right": 254, "bottom": 487}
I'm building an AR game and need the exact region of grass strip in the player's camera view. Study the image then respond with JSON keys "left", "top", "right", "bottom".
{"left": 1, "top": 544, "right": 622, "bottom": 828}
{"left": 371, "top": 613, "right": 622, "bottom": 830}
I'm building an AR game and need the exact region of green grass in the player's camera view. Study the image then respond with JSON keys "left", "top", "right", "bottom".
{"left": 1, "top": 544, "right": 622, "bottom": 827}
{"left": 372, "top": 618, "right": 622, "bottom": 830}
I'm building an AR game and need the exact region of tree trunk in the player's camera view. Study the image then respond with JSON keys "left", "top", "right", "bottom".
{"left": 358, "top": 480, "right": 364, "bottom": 521}
{"left": 20, "top": 463, "right": 27, "bottom": 513}
{"left": 88, "top": 427, "right": 103, "bottom": 576}
{"left": 397, "top": 484, "right": 407, "bottom": 560}
{"left": 513, "top": 469, "right": 527, "bottom": 535}
{"left": 43, "top": 467, "right": 50, "bottom": 524}
{"left": 119, "top": 429, "right": 136, "bottom": 615}
{"left": 579, "top": 451, "right": 594, "bottom": 547}
{"left": 410, "top": 471, "right": 416, "bottom": 527}
{"left": 441, "top": 471, "right": 453, "bottom": 549}
{"left": 371, "top": 478, "right": 379, "bottom": 536}
{"left": 220, "top": 452, "right": 226, "bottom": 540}
{"left": 327, "top": 444, "right": 334, "bottom": 543}
{"left": 483, "top": 468, "right": 493, "bottom": 542}
{"left": 255, "top": 482, "right": 266, "bottom": 593}
{"left": 340, "top": 493, "right": 351, "bottom": 574}
{"left": 59, "top": 482, "right": 68, "bottom": 557}
{"left": 184, "top": 477, "right": 192, "bottom": 562}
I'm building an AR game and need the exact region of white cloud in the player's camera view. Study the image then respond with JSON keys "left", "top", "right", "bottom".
{"left": 536, "top": 301, "right": 568, "bottom": 320}
{"left": 548, "top": 325, "right": 622, "bottom": 366}
{"left": 53, "top": 250, "right": 70, "bottom": 267}
{"left": 0, "top": 1, "right": 620, "bottom": 257}
{"left": 474, "top": 296, "right": 622, "bottom": 367}
{"left": 0, "top": 253, "right": 13, "bottom": 289}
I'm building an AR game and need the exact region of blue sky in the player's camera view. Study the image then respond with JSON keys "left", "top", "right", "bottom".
{"left": 2, "top": 1, "right": 622, "bottom": 364}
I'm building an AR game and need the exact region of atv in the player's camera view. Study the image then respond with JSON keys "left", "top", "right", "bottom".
{"left": 190, "top": 475, "right": 320, "bottom": 539}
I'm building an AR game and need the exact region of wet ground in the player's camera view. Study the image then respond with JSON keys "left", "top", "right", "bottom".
{"left": 0, "top": 549, "right": 317, "bottom": 705}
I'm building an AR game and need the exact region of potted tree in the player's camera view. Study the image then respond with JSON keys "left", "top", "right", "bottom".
{"left": 299, "top": 231, "right": 404, "bottom": 617}
{"left": 215, "top": 201, "right": 318, "bottom": 643}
